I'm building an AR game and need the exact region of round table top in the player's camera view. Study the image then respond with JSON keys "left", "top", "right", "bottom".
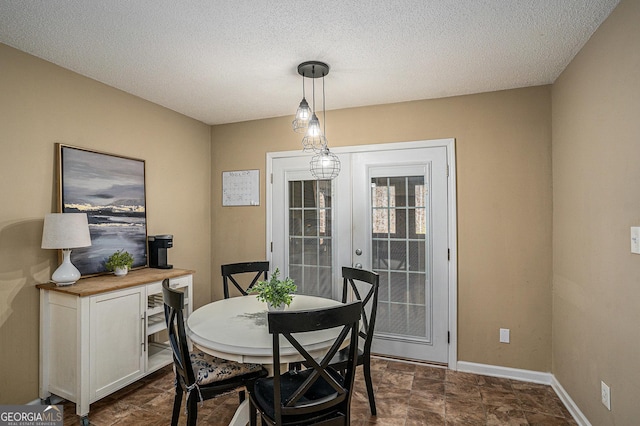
{"left": 186, "top": 294, "right": 342, "bottom": 364}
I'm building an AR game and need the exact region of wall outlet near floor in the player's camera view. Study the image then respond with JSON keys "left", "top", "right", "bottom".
{"left": 499, "top": 328, "right": 510, "bottom": 343}
{"left": 601, "top": 381, "right": 611, "bottom": 410}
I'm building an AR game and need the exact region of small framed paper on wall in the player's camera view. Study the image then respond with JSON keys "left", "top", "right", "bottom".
{"left": 222, "top": 169, "right": 260, "bottom": 206}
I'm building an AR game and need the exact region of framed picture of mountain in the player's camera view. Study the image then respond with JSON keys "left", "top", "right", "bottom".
{"left": 57, "top": 144, "right": 147, "bottom": 276}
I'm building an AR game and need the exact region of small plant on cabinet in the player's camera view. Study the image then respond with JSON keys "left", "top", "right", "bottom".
{"left": 105, "top": 249, "right": 134, "bottom": 276}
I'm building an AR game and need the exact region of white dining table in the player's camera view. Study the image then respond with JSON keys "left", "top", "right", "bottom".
{"left": 186, "top": 294, "right": 343, "bottom": 425}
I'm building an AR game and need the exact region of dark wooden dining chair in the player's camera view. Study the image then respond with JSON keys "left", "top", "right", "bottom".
{"left": 331, "top": 266, "right": 380, "bottom": 415}
{"left": 162, "top": 279, "right": 267, "bottom": 426}
{"left": 248, "top": 301, "right": 362, "bottom": 426}
{"left": 221, "top": 261, "right": 269, "bottom": 298}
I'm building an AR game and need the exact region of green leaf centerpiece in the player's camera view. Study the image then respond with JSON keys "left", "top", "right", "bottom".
{"left": 250, "top": 268, "right": 297, "bottom": 310}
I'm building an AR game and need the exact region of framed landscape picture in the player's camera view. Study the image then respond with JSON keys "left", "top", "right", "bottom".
{"left": 57, "top": 144, "right": 147, "bottom": 276}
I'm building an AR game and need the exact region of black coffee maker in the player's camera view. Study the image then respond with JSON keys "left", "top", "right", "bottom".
{"left": 148, "top": 235, "right": 173, "bottom": 269}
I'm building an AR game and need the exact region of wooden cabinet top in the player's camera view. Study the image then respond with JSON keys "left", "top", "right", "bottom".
{"left": 36, "top": 267, "right": 195, "bottom": 297}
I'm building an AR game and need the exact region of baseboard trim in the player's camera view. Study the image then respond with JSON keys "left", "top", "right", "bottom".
{"left": 456, "top": 361, "right": 590, "bottom": 426}
{"left": 457, "top": 361, "right": 552, "bottom": 384}
{"left": 551, "top": 376, "right": 592, "bottom": 426}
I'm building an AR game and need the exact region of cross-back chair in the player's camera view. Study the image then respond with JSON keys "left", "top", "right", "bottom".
{"left": 249, "top": 301, "right": 362, "bottom": 426}
{"left": 331, "top": 266, "right": 380, "bottom": 415}
{"left": 162, "top": 279, "right": 267, "bottom": 426}
{"left": 221, "top": 261, "right": 269, "bottom": 299}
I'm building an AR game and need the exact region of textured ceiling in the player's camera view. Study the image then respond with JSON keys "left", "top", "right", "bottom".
{"left": 0, "top": 0, "right": 619, "bottom": 125}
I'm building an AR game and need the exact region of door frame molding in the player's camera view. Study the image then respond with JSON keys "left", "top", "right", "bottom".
{"left": 267, "top": 138, "right": 458, "bottom": 369}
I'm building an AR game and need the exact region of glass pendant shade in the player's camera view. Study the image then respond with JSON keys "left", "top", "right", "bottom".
{"left": 292, "top": 97, "right": 311, "bottom": 133}
{"left": 310, "top": 147, "right": 341, "bottom": 179}
{"left": 306, "top": 113, "right": 321, "bottom": 137}
{"left": 301, "top": 113, "right": 327, "bottom": 152}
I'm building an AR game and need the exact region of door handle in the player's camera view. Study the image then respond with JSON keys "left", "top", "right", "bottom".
{"left": 354, "top": 263, "right": 363, "bottom": 269}
{"left": 355, "top": 249, "right": 362, "bottom": 256}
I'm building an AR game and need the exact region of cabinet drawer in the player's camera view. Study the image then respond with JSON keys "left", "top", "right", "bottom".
{"left": 169, "top": 275, "right": 191, "bottom": 289}
{"left": 147, "top": 281, "right": 162, "bottom": 296}
{"left": 146, "top": 275, "right": 191, "bottom": 296}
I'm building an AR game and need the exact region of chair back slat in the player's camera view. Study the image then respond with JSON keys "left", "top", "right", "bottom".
{"left": 221, "top": 261, "right": 269, "bottom": 298}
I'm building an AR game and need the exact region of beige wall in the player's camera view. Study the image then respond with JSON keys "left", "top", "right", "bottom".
{"left": 552, "top": 0, "right": 640, "bottom": 423}
{"left": 211, "top": 86, "right": 553, "bottom": 371}
{"left": 0, "top": 43, "right": 212, "bottom": 403}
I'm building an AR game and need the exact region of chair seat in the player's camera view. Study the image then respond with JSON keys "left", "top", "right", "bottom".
{"left": 190, "top": 351, "right": 263, "bottom": 386}
{"left": 329, "top": 347, "right": 364, "bottom": 367}
{"left": 253, "top": 368, "right": 346, "bottom": 422}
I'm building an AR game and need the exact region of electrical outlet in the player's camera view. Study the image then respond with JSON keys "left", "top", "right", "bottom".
{"left": 499, "top": 328, "right": 510, "bottom": 343}
{"left": 631, "top": 227, "right": 640, "bottom": 254}
{"left": 601, "top": 381, "right": 611, "bottom": 410}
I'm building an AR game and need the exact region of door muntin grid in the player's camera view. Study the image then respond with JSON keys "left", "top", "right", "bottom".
{"left": 288, "top": 179, "right": 332, "bottom": 298}
{"left": 371, "top": 175, "right": 431, "bottom": 342}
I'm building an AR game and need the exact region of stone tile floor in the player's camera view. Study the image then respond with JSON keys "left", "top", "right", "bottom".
{"left": 60, "top": 357, "right": 578, "bottom": 425}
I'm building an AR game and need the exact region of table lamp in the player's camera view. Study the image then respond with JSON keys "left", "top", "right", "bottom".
{"left": 41, "top": 213, "right": 92, "bottom": 285}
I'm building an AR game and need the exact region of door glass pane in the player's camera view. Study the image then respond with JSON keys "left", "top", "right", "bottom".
{"left": 389, "top": 241, "right": 407, "bottom": 270}
{"left": 371, "top": 176, "right": 429, "bottom": 339}
{"left": 372, "top": 179, "right": 395, "bottom": 235}
{"left": 303, "top": 210, "right": 318, "bottom": 236}
{"left": 319, "top": 238, "right": 331, "bottom": 266}
{"left": 289, "top": 237, "right": 302, "bottom": 264}
{"left": 390, "top": 177, "right": 407, "bottom": 207}
{"left": 288, "top": 179, "right": 332, "bottom": 298}
{"left": 304, "top": 238, "right": 318, "bottom": 265}
{"left": 289, "top": 181, "right": 302, "bottom": 208}
{"left": 289, "top": 210, "right": 302, "bottom": 236}
{"left": 395, "top": 208, "right": 407, "bottom": 239}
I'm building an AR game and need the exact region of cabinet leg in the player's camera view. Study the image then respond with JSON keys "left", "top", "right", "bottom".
{"left": 80, "top": 415, "right": 90, "bottom": 426}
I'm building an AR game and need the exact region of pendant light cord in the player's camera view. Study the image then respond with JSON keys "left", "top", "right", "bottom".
{"left": 311, "top": 65, "right": 316, "bottom": 115}
{"left": 322, "top": 73, "right": 326, "bottom": 141}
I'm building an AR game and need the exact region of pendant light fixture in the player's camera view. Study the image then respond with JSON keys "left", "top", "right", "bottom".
{"left": 310, "top": 145, "right": 341, "bottom": 180}
{"left": 293, "top": 61, "right": 341, "bottom": 179}
{"left": 292, "top": 74, "right": 311, "bottom": 133}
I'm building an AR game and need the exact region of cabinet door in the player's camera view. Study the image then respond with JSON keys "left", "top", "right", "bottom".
{"left": 90, "top": 286, "right": 145, "bottom": 401}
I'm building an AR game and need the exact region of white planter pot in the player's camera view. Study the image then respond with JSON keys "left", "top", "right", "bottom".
{"left": 267, "top": 302, "right": 286, "bottom": 312}
{"left": 114, "top": 267, "right": 129, "bottom": 276}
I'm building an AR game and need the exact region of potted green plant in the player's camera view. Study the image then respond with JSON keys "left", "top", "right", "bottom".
{"left": 250, "top": 268, "right": 297, "bottom": 311}
{"left": 105, "top": 249, "right": 134, "bottom": 276}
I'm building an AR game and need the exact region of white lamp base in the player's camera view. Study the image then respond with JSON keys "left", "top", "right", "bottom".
{"left": 51, "top": 249, "right": 81, "bottom": 286}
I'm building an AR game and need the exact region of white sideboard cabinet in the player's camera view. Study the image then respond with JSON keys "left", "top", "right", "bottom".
{"left": 38, "top": 268, "right": 194, "bottom": 424}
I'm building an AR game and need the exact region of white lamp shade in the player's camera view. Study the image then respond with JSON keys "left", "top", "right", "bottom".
{"left": 41, "top": 213, "right": 92, "bottom": 249}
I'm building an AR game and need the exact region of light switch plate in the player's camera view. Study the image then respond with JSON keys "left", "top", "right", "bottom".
{"left": 601, "top": 381, "right": 611, "bottom": 410}
{"left": 500, "top": 328, "right": 510, "bottom": 343}
{"left": 631, "top": 227, "right": 640, "bottom": 254}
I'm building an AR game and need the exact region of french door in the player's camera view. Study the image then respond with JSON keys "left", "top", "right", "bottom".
{"left": 269, "top": 140, "right": 455, "bottom": 364}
